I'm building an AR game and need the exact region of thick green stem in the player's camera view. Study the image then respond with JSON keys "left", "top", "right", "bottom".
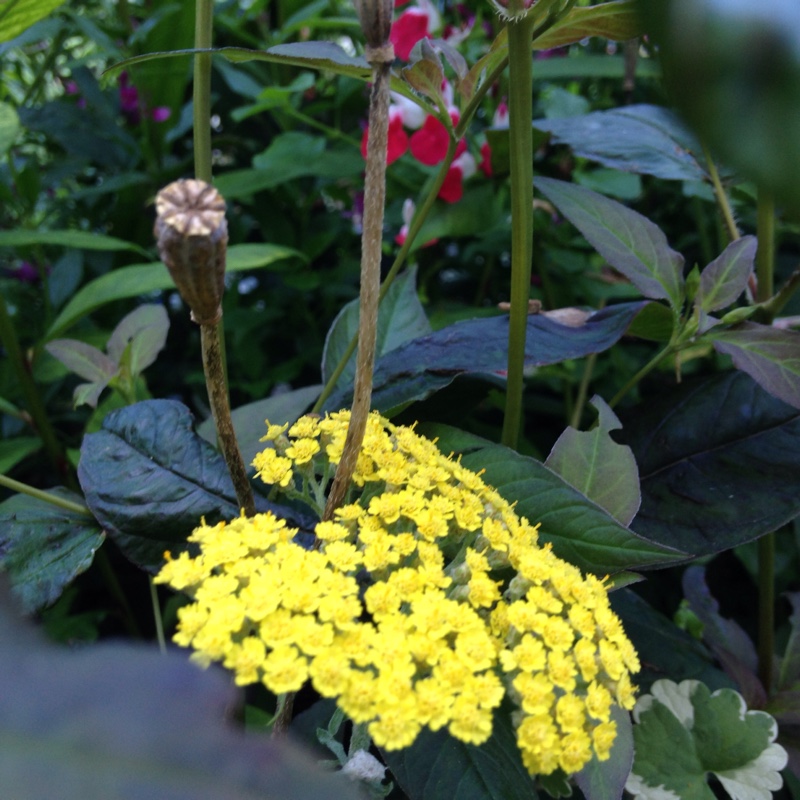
{"left": 200, "top": 323, "right": 255, "bottom": 516}
{"left": 500, "top": 16, "right": 536, "bottom": 450}
{"left": 313, "top": 138, "right": 458, "bottom": 414}
{"left": 756, "top": 190, "right": 775, "bottom": 307}
{"left": 0, "top": 295, "right": 75, "bottom": 488}
{"left": 323, "top": 60, "right": 391, "bottom": 519}
{"left": 194, "top": 0, "right": 214, "bottom": 183}
{"left": 755, "top": 188, "right": 776, "bottom": 694}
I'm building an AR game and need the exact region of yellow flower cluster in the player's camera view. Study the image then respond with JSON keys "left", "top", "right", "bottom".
{"left": 156, "top": 411, "right": 639, "bottom": 776}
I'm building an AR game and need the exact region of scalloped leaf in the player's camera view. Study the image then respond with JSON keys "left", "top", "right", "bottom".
{"left": 423, "top": 425, "right": 682, "bottom": 575}
{"left": 0, "top": 579, "right": 359, "bottom": 800}
{"left": 545, "top": 395, "right": 640, "bottom": 526}
{"left": 78, "top": 400, "right": 315, "bottom": 571}
{"left": 711, "top": 322, "right": 800, "bottom": 410}
{"left": 627, "top": 680, "right": 787, "bottom": 800}
{"left": 619, "top": 371, "right": 800, "bottom": 556}
{"left": 0, "top": 490, "right": 104, "bottom": 613}
{"left": 324, "top": 302, "right": 650, "bottom": 414}
{"left": 536, "top": 177, "right": 685, "bottom": 308}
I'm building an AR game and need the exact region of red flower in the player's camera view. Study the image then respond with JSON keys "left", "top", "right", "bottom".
{"left": 409, "top": 115, "right": 450, "bottom": 165}
{"left": 361, "top": 113, "right": 409, "bottom": 164}
{"left": 438, "top": 165, "right": 464, "bottom": 203}
{"left": 390, "top": 8, "right": 431, "bottom": 60}
{"left": 479, "top": 141, "right": 492, "bottom": 177}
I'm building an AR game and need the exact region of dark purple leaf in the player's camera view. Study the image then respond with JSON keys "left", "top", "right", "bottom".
{"left": 696, "top": 236, "right": 757, "bottom": 312}
{"left": 574, "top": 706, "right": 633, "bottom": 800}
{"left": 619, "top": 371, "right": 800, "bottom": 556}
{"left": 324, "top": 302, "right": 649, "bottom": 413}
{"left": 536, "top": 177, "right": 685, "bottom": 308}
{"left": 711, "top": 322, "right": 800, "bottom": 409}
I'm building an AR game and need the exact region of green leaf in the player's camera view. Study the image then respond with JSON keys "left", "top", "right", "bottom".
{"left": 711, "top": 322, "right": 800, "bottom": 410}
{"left": 0, "top": 490, "right": 104, "bottom": 613}
{"left": 46, "top": 243, "right": 301, "bottom": 339}
{"left": 0, "top": 436, "right": 41, "bottom": 473}
{"left": 0, "top": 578, "right": 361, "bottom": 800}
{"left": 402, "top": 53, "right": 446, "bottom": 106}
{"left": 78, "top": 400, "right": 314, "bottom": 571}
{"left": 545, "top": 396, "right": 641, "bottom": 526}
{"left": 325, "top": 302, "right": 651, "bottom": 414}
{"left": 0, "top": 0, "right": 66, "bottom": 43}
{"left": 534, "top": 0, "right": 643, "bottom": 50}
{"left": 423, "top": 425, "right": 682, "bottom": 575}
{"left": 322, "top": 267, "right": 431, "bottom": 391}
{"left": 197, "top": 384, "right": 322, "bottom": 469}
{"left": 643, "top": 0, "right": 800, "bottom": 211}
{"left": 536, "top": 177, "right": 685, "bottom": 308}
{"left": 625, "top": 300, "right": 674, "bottom": 341}
{"left": 574, "top": 705, "right": 634, "bottom": 800}
{"left": 533, "top": 104, "right": 708, "bottom": 182}
{"left": 416, "top": 184, "right": 506, "bottom": 245}
{"left": 696, "top": 237, "right": 757, "bottom": 313}
{"left": 0, "top": 228, "right": 149, "bottom": 256}
{"left": 0, "top": 101, "right": 19, "bottom": 155}
{"left": 44, "top": 339, "right": 118, "bottom": 384}
{"left": 380, "top": 704, "right": 539, "bottom": 800}
{"left": 107, "top": 303, "right": 170, "bottom": 376}
{"left": 627, "top": 680, "right": 787, "bottom": 799}
{"left": 620, "top": 371, "right": 800, "bottom": 557}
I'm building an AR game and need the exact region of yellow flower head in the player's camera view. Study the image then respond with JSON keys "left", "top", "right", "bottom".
{"left": 156, "top": 411, "right": 639, "bottom": 776}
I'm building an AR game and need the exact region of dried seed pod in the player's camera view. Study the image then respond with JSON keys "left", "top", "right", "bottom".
{"left": 154, "top": 179, "right": 228, "bottom": 326}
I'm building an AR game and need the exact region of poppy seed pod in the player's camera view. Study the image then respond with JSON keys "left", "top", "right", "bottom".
{"left": 154, "top": 179, "right": 228, "bottom": 326}
{"left": 353, "top": 0, "right": 393, "bottom": 51}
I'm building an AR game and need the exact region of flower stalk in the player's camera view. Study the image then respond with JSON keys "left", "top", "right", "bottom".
{"left": 323, "top": 1, "right": 394, "bottom": 520}
{"left": 154, "top": 179, "right": 255, "bottom": 517}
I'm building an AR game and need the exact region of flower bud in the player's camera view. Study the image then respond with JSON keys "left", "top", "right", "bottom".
{"left": 154, "top": 179, "right": 227, "bottom": 326}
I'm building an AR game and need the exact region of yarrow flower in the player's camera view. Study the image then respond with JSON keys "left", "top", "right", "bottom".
{"left": 156, "top": 411, "right": 639, "bottom": 776}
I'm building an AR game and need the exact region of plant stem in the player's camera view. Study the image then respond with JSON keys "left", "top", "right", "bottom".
{"left": 194, "top": 0, "right": 214, "bottom": 183}
{"left": 0, "top": 473, "right": 90, "bottom": 514}
{"left": 200, "top": 323, "right": 256, "bottom": 515}
{"left": 763, "top": 264, "right": 800, "bottom": 320}
{"left": 0, "top": 294, "right": 76, "bottom": 489}
{"left": 755, "top": 187, "right": 776, "bottom": 695}
{"left": 570, "top": 352, "right": 597, "bottom": 429}
{"left": 702, "top": 143, "right": 739, "bottom": 243}
{"left": 756, "top": 190, "right": 775, "bottom": 307}
{"left": 608, "top": 343, "right": 675, "bottom": 409}
{"left": 500, "top": 15, "right": 536, "bottom": 450}
{"left": 271, "top": 692, "right": 295, "bottom": 737}
{"left": 323, "top": 58, "right": 391, "bottom": 519}
{"left": 150, "top": 576, "right": 167, "bottom": 654}
{"left": 312, "top": 140, "right": 458, "bottom": 415}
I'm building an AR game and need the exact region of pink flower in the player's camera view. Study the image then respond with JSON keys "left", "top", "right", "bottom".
{"left": 390, "top": 0, "right": 440, "bottom": 60}
{"left": 493, "top": 101, "right": 509, "bottom": 128}
{"left": 151, "top": 106, "right": 171, "bottom": 123}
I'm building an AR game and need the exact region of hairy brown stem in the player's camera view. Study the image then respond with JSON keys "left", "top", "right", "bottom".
{"left": 323, "top": 58, "right": 391, "bottom": 521}
{"left": 201, "top": 323, "right": 256, "bottom": 516}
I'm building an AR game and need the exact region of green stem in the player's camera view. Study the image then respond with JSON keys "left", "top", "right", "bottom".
{"left": 0, "top": 473, "right": 90, "bottom": 514}
{"left": 194, "top": 0, "right": 214, "bottom": 182}
{"left": 150, "top": 576, "right": 167, "bottom": 654}
{"left": 702, "top": 143, "right": 739, "bottom": 243}
{"left": 756, "top": 190, "right": 775, "bottom": 308}
{"left": 755, "top": 187, "right": 776, "bottom": 695}
{"left": 500, "top": 15, "right": 536, "bottom": 450}
{"left": 570, "top": 352, "right": 598, "bottom": 429}
{"left": 608, "top": 343, "right": 675, "bottom": 409}
{"left": 758, "top": 532, "right": 774, "bottom": 695}
{"left": 312, "top": 138, "right": 459, "bottom": 414}
{"left": 0, "top": 294, "right": 76, "bottom": 488}
{"left": 762, "top": 265, "right": 800, "bottom": 320}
